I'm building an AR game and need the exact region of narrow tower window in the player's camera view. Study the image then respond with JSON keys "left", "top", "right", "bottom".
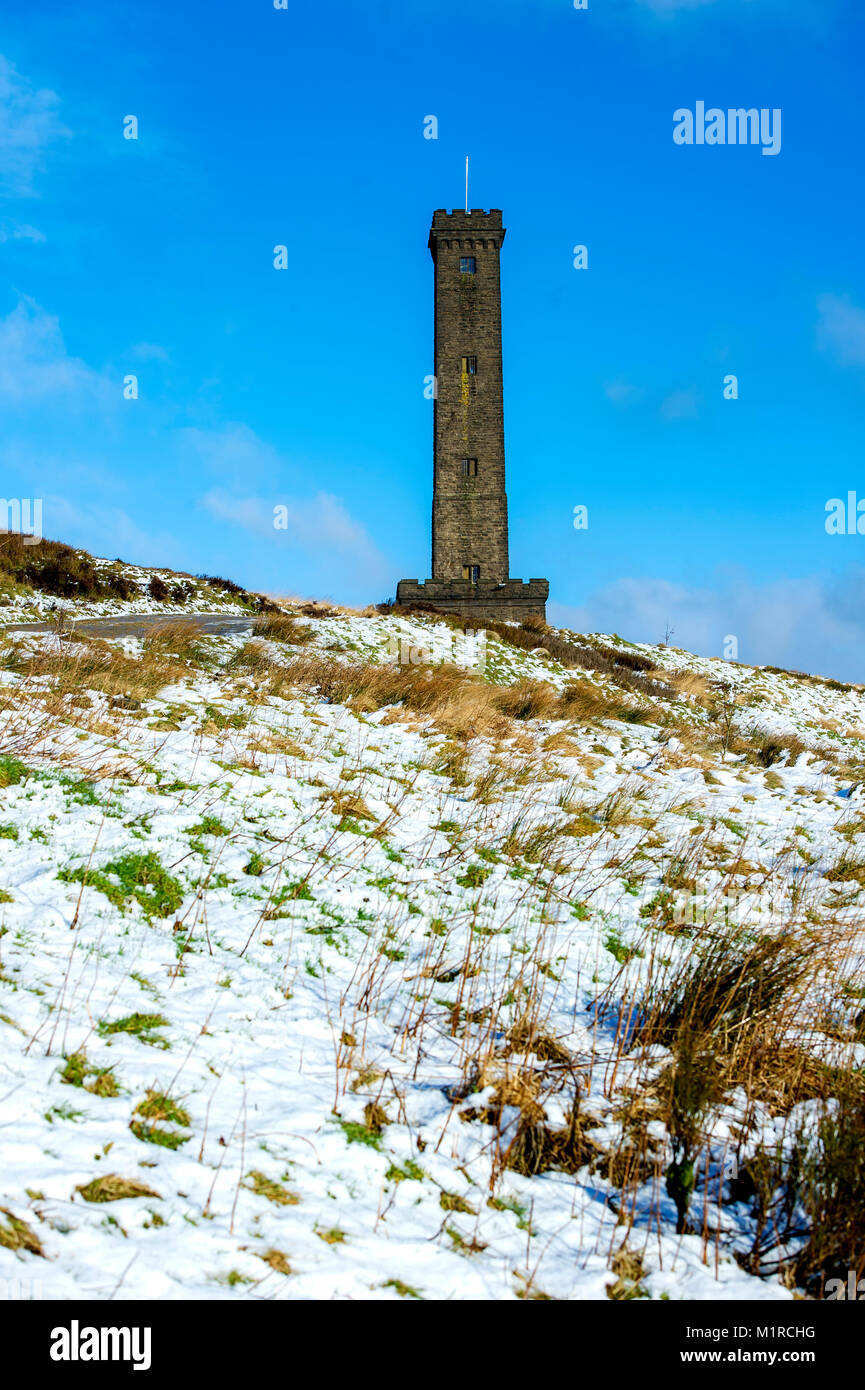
{"left": 461, "top": 458, "right": 478, "bottom": 477}
{"left": 460, "top": 256, "right": 476, "bottom": 275}
{"left": 462, "top": 565, "right": 480, "bottom": 584}
{"left": 461, "top": 355, "right": 477, "bottom": 375}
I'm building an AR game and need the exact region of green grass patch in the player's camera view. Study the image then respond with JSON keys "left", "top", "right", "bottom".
{"left": 382, "top": 1278, "right": 423, "bottom": 1299}
{"left": 45, "top": 1102, "right": 85, "bottom": 1123}
{"left": 134, "top": 1090, "right": 190, "bottom": 1126}
{"left": 385, "top": 1158, "right": 425, "bottom": 1184}
{"left": 316, "top": 1227, "right": 346, "bottom": 1245}
{"left": 189, "top": 815, "right": 230, "bottom": 837}
{"left": 440, "top": 1191, "right": 475, "bottom": 1214}
{"left": 244, "top": 1170, "right": 300, "bottom": 1206}
{"left": 604, "top": 928, "right": 644, "bottom": 965}
{"left": 202, "top": 704, "right": 247, "bottom": 731}
{"left": 60, "top": 1049, "right": 119, "bottom": 1096}
{"left": 0, "top": 756, "right": 29, "bottom": 788}
{"left": 129, "top": 1121, "right": 189, "bottom": 1150}
{"left": 339, "top": 1117, "right": 383, "bottom": 1150}
{"left": 55, "top": 772, "right": 100, "bottom": 805}
{"left": 456, "top": 864, "right": 492, "bottom": 889}
{"left": 97, "top": 1012, "right": 170, "bottom": 1048}
{"left": 279, "top": 880, "right": 314, "bottom": 902}
{"left": 59, "top": 851, "right": 183, "bottom": 919}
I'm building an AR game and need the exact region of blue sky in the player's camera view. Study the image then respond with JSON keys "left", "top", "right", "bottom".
{"left": 2, "top": 0, "right": 865, "bottom": 676}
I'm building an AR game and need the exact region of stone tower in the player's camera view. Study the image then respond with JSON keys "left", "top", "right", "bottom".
{"left": 396, "top": 208, "right": 548, "bottom": 623}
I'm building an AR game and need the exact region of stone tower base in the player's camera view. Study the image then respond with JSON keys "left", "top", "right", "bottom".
{"left": 395, "top": 577, "right": 549, "bottom": 624}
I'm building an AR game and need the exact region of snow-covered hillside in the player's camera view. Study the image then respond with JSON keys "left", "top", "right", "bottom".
{"left": 0, "top": 604, "right": 862, "bottom": 1301}
{"left": 0, "top": 537, "right": 261, "bottom": 622}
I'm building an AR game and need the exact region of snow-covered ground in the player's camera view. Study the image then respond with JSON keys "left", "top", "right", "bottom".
{"left": 0, "top": 552, "right": 255, "bottom": 623}
{"left": 0, "top": 608, "right": 862, "bottom": 1300}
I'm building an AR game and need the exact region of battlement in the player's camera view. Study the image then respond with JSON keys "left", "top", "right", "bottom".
{"left": 395, "top": 578, "right": 548, "bottom": 624}
{"left": 429, "top": 209, "right": 505, "bottom": 259}
{"left": 431, "top": 209, "right": 503, "bottom": 227}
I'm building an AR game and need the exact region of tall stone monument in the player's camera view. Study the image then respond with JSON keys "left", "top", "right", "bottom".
{"left": 396, "top": 208, "right": 548, "bottom": 622}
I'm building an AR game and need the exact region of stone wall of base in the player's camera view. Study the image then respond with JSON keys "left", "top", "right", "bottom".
{"left": 395, "top": 577, "right": 549, "bottom": 624}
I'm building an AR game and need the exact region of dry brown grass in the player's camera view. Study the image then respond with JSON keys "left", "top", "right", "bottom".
{"left": 248, "top": 653, "right": 514, "bottom": 739}
{"left": 493, "top": 679, "right": 558, "bottom": 722}
{"left": 666, "top": 669, "right": 715, "bottom": 703}
{"left": 557, "top": 677, "right": 652, "bottom": 726}
{"left": 542, "top": 730, "right": 584, "bottom": 757}
{"left": 0, "top": 1206, "right": 44, "bottom": 1256}
{"left": 463, "top": 1068, "right": 599, "bottom": 1180}
{"left": 638, "top": 927, "right": 818, "bottom": 1056}
{"left": 141, "top": 619, "right": 206, "bottom": 663}
{"left": 227, "top": 639, "right": 274, "bottom": 680}
{"left": 750, "top": 729, "right": 808, "bottom": 768}
{"left": 75, "top": 1174, "right": 162, "bottom": 1203}
{"left": 5, "top": 637, "right": 184, "bottom": 704}
{"left": 246, "top": 731, "right": 307, "bottom": 758}
{"left": 607, "top": 1246, "right": 647, "bottom": 1299}
{"left": 256, "top": 1248, "right": 293, "bottom": 1275}
{"left": 295, "top": 601, "right": 339, "bottom": 618}
{"left": 434, "top": 683, "right": 511, "bottom": 741}
{"left": 252, "top": 612, "right": 314, "bottom": 645}
{"left": 506, "top": 1017, "right": 573, "bottom": 1064}
{"left": 325, "top": 790, "right": 377, "bottom": 823}
{"left": 738, "top": 1044, "right": 865, "bottom": 1115}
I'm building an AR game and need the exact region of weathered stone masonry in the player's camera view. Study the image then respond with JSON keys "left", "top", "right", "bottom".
{"left": 396, "top": 208, "right": 549, "bottom": 623}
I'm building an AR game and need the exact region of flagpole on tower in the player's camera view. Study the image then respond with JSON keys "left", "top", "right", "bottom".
{"left": 465, "top": 156, "right": 469, "bottom": 213}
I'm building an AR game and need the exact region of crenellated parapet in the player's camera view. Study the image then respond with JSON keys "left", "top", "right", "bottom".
{"left": 396, "top": 578, "right": 549, "bottom": 624}
{"left": 428, "top": 209, "right": 506, "bottom": 260}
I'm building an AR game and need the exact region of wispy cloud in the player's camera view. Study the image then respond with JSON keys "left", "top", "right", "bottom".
{"left": 551, "top": 566, "right": 865, "bottom": 682}
{"left": 636, "top": 0, "right": 717, "bottom": 12}
{"left": 817, "top": 293, "right": 865, "bottom": 368}
{"left": 0, "top": 294, "right": 389, "bottom": 599}
{"left": 44, "top": 494, "right": 185, "bottom": 568}
{"left": 660, "top": 387, "right": 700, "bottom": 420}
{"left": 0, "top": 219, "right": 45, "bottom": 243}
{"left": 604, "top": 379, "right": 643, "bottom": 408}
{"left": 603, "top": 380, "right": 700, "bottom": 419}
{"left": 180, "top": 424, "right": 283, "bottom": 488}
{"left": 129, "top": 342, "right": 169, "bottom": 363}
{"left": 0, "top": 54, "right": 69, "bottom": 197}
{"left": 200, "top": 487, "right": 390, "bottom": 590}
{"left": 0, "top": 296, "right": 111, "bottom": 406}
{"left": 630, "top": 0, "right": 833, "bottom": 23}
{"left": 635, "top": 0, "right": 718, "bottom": 12}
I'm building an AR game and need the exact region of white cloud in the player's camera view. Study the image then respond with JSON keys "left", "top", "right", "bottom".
{"left": 0, "top": 220, "right": 45, "bottom": 243}
{"left": 200, "top": 491, "right": 278, "bottom": 540}
{"left": 635, "top": 0, "right": 717, "bottom": 12}
{"left": 180, "top": 424, "right": 283, "bottom": 487}
{"left": 44, "top": 495, "right": 184, "bottom": 567}
{"left": 0, "top": 296, "right": 111, "bottom": 405}
{"left": 551, "top": 566, "right": 865, "bottom": 682}
{"left": 604, "top": 379, "right": 643, "bottom": 407}
{"left": 816, "top": 293, "right": 865, "bottom": 367}
{"left": 603, "top": 381, "right": 700, "bottom": 418}
{"left": 200, "top": 487, "right": 390, "bottom": 587}
{"left": 0, "top": 54, "right": 69, "bottom": 197}
{"left": 660, "top": 387, "right": 700, "bottom": 421}
{"left": 129, "top": 342, "right": 169, "bottom": 362}
{"left": 634, "top": 0, "right": 832, "bottom": 15}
